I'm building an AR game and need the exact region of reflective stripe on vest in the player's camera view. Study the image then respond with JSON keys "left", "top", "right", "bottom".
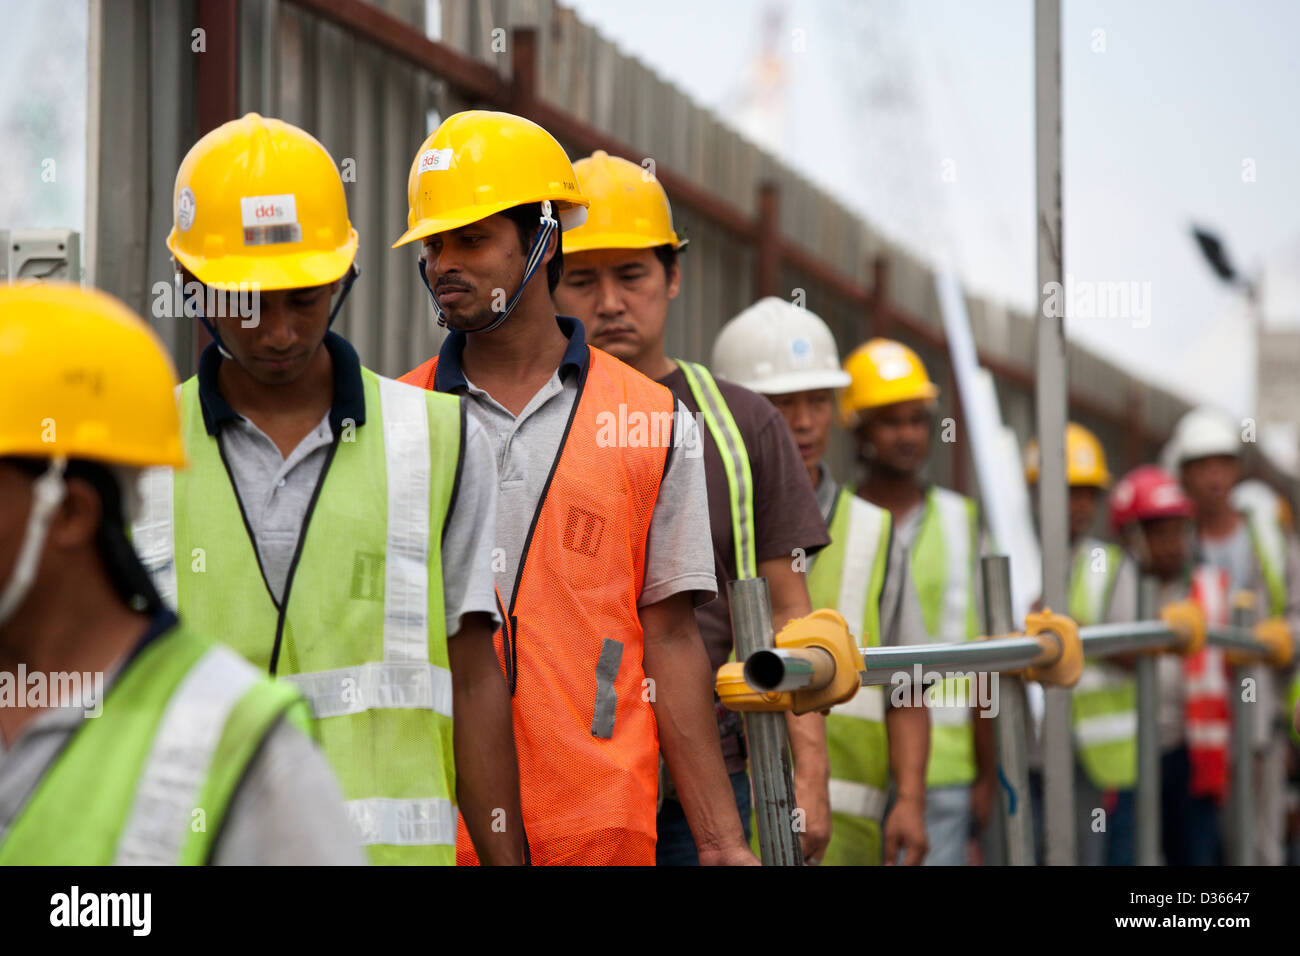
{"left": 1246, "top": 513, "right": 1288, "bottom": 617}
{"left": 410, "top": 349, "right": 672, "bottom": 866}
{"left": 1068, "top": 541, "right": 1137, "bottom": 790}
{"left": 0, "top": 625, "right": 305, "bottom": 865}
{"left": 114, "top": 645, "right": 261, "bottom": 864}
{"left": 676, "top": 360, "right": 757, "bottom": 579}
{"left": 808, "top": 486, "right": 892, "bottom": 865}
{"left": 135, "top": 370, "right": 460, "bottom": 865}
{"left": 909, "top": 487, "right": 979, "bottom": 788}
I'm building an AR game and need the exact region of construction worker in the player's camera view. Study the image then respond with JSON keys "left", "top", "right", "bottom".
{"left": 1025, "top": 423, "right": 1138, "bottom": 865}
{"left": 840, "top": 338, "right": 996, "bottom": 865}
{"left": 552, "top": 154, "right": 834, "bottom": 865}
{"left": 136, "top": 114, "right": 524, "bottom": 865}
{"left": 0, "top": 282, "right": 362, "bottom": 864}
{"left": 395, "top": 112, "right": 755, "bottom": 866}
{"left": 1162, "top": 406, "right": 1300, "bottom": 865}
{"left": 1109, "top": 465, "right": 1226, "bottom": 864}
{"left": 711, "top": 297, "right": 932, "bottom": 866}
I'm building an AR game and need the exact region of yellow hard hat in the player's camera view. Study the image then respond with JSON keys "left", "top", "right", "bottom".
{"left": 1025, "top": 422, "right": 1110, "bottom": 487}
{"left": 0, "top": 282, "right": 185, "bottom": 468}
{"left": 167, "top": 113, "right": 358, "bottom": 291}
{"left": 840, "top": 338, "right": 939, "bottom": 425}
{"left": 563, "top": 150, "right": 686, "bottom": 254}
{"left": 392, "top": 110, "right": 589, "bottom": 248}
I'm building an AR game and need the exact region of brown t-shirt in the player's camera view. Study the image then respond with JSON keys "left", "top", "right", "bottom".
{"left": 659, "top": 366, "right": 830, "bottom": 773}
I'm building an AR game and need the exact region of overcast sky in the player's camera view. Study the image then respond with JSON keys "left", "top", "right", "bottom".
{"left": 5, "top": 0, "right": 1298, "bottom": 430}
{"left": 566, "top": 0, "right": 1300, "bottom": 425}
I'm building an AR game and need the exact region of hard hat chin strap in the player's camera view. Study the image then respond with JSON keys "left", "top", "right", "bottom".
{"left": 419, "top": 201, "right": 558, "bottom": 335}
{"left": 178, "top": 263, "right": 360, "bottom": 359}
{"left": 0, "top": 457, "right": 68, "bottom": 629}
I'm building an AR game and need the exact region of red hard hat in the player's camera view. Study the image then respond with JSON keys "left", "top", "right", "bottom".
{"left": 1110, "top": 465, "right": 1193, "bottom": 533}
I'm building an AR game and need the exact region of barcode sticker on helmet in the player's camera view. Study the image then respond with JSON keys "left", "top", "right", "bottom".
{"left": 418, "top": 148, "right": 454, "bottom": 174}
{"left": 240, "top": 194, "right": 301, "bottom": 246}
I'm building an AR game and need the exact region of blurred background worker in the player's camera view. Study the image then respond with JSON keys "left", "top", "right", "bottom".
{"left": 1025, "top": 423, "right": 1139, "bottom": 865}
{"left": 136, "top": 114, "right": 524, "bottom": 865}
{"left": 553, "top": 154, "right": 833, "bottom": 864}
{"left": 1110, "top": 465, "right": 1227, "bottom": 864}
{"left": 1163, "top": 406, "right": 1300, "bottom": 865}
{"left": 713, "top": 298, "right": 931, "bottom": 866}
{"left": 0, "top": 283, "right": 361, "bottom": 865}
{"left": 839, "top": 338, "right": 995, "bottom": 865}
{"left": 397, "top": 112, "right": 756, "bottom": 866}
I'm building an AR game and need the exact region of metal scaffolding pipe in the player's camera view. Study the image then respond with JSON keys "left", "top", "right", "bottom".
{"left": 728, "top": 578, "right": 802, "bottom": 866}
{"left": 858, "top": 637, "right": 1045, "bottom": 686}
{"left": 743, "top": 647, "right": 835, "bottom": 694}
{"left": 1076, "top": 621, "right": 1181, "bottom": 657}
{"left": 984, "top": 556, "right": 1036, "bottom": 865}
{"left": 1207, "top": 625, "right": 1270, "bottom": 658}
{"left": 1135, "top": 577, "right": 1161, "bottom": 866}
{"left": 1227, "top": 603, "right": 1255, "bottom": 865}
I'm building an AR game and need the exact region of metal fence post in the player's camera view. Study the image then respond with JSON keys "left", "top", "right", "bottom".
{"left": 983, "top": 555, "right": 1035, "bottom": 865}
{"left": 1228, "top": 597, "right": 1255, "bottom": 865}
{"left": 728, "top": 578, "right": 802, "bottom": 866}
{"left": 1135, "top": 575, "right": 1161, "bottom": 865}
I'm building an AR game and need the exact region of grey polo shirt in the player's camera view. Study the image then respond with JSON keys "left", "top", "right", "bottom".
{"left": 196, "top": 332, "right": 499, "bottom": 637}
{"left": 429, "top": 316, "right": 716, "bottom": 613}
{"left": 0, "top": 611, "right": 365, "bottom": 864}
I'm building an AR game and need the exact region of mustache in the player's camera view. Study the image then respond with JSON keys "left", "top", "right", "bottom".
{"left": 434, "top": 277, "right": 472, "bottom": 294}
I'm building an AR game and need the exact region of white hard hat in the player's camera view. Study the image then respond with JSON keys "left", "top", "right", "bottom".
{"left": 711, "top": 297, "right": 851, "bottom": 395}
{"left": 1161, "top": 406, "right": 1240, "bottom": 471}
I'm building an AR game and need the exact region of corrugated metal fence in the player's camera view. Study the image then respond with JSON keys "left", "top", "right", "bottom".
{"left": 85, "top": 0, "right": 1289, "bottom": 503}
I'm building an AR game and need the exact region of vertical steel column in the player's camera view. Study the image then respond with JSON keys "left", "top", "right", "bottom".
{"left": 983, "top": 556, "right": 1035, "bottom": 865}
{"left": 1228, "top": 599, "right": 1255, "bottom": 865}
{"left": 1034, "top": 0, "right": 1073, "bottom": 867}
{"left": 1135, "top": 576, "right": 1161, "bottom": 865}
{"left": 728, "top": 578, "right": 802, "bottom": 866}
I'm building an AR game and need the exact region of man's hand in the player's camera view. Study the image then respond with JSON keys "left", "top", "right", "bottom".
{"left": 698, "top": 844, "right": 761, "bottom": 866}
{"left": 792, "top": 749, "right": 831, "bottom": 862}
{"left": 970, "top": 772, "right": 995, "bottom": 832}
{"left": 884, "top": 794, "right": 928, "bottom": 865}
{"left": 641, "top": 593, "right": 752, "bottom": 864}
{"left": 448, "top": 612, "right": 526, "bottom": 865}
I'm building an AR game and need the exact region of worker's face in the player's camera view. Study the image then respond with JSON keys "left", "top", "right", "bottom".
{"left": 1140, "top": 516, "right": 1191, "bottom": 579}
{"left": 0, "top": 461, "right": 101, "bottom": 638}
{"left": 553, "top": 247, "right": 679, "bottom": 363}
{"left": 767, "top": 389, "right": 835, "bottom": 474}
{"left": 0, "top": 463, "right": 31, "bottom": 611}
{"left": 856, "top": 400, "right": 932, "bottom": 476}
{"left": 208, "top": 278, "right": 337, "bottom": 386}
{"left": 1179, "top": 454, "right": 1239, "bottom": 515}
{"left": 1068, "top": 485, "right": 1101, "bottom": 540}
{"left": 421, "top": 214, "right": 551, "bottom": 333}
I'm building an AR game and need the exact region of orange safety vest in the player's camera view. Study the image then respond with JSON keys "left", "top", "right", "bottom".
{"left": 400, "top": 346, "right": 674, "bottom": 865}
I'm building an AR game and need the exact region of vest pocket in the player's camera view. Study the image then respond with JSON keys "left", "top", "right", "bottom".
{"left": 591, "top": 638, "right": 625, "bottom": 738}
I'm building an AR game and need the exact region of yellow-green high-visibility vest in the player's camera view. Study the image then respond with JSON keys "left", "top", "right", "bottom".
{"left": 809, "top": 486, "right": 893, "bottom": 866}
{"left": 676, "top": 360, "right": 757, "bottom": 579}
{"left": 133, "top": 370, "right": 463, "bottom": 865}
{"left": 0, "top": 622, "right": 310, "bottom": 864}
{"left": 909, "top": 486, "right": 980, "bottom": 788}
{"left": 1068, "top": 541, "right": 1136, "bottom": 790}
{"left": 1245, "top": 508, "right": 1298, "bottom": 742}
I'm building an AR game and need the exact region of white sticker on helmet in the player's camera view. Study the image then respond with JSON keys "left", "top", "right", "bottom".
{"left": 418, "top": 148, "right": 454, "bottom": 174}
{"left": 176, "top": 187, "right": 196, "bottom": 232}
{"left": 240, "top": 194, "right": 302, "bottom": 246}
